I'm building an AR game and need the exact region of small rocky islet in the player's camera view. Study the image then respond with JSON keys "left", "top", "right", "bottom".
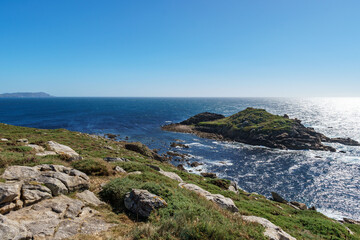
{"left": 162, "top": 107, "right": 360, "bottom": 152}
{"left": 0, "top": 112, "right": 360, "bottom": 239}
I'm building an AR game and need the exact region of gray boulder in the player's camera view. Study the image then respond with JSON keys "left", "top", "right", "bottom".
{"left": 21, "top": 183, "right": 52, "bottom": 206}
{"left": 114, "top": 166, "right": 127, "bottom": 173}
{"left": 47, "top": 141, "right": 82, "bottom": 160}
{"left": 26, "top": 144, "right": 45, "bottom": 152}
{"left": 76, "top": 190, "right": 104, "bottom": 206}
{"left": 16, "top": 139, "right": 28, "bottom": 144}
{"left": 159, "top": 170, "right": 183, "bottom": 182}
{"left": 179, "top": 183, "right": 238, "bottom": 212}
{"left": 124, "top": 189, "right": 167, "bottom": 218}
{"left": 0, "top": 182, "right": 22, "bottom": 205}
{"left": 241, "top": 215, "right": 296, "bottom": 240}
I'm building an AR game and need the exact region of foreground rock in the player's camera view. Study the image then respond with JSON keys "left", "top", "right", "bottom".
{"left": 47, "top": 141, "right": 82, "bottom": 160}
{"left": 124, "top": 189, "right": 167, "bottom": 218}
{"left": 179, "top": 183, "right": 239, "bottom": 212}
{"left": 0, "top": 164, "right": 89, "bottom": 214}
{"left": 241, "top": 215, "right": 296, "bottom": 240}
{"left": 1, "top": 195, "right": 113, "bottom": 240}
{"left": 162, "top": 108, "right": 360, "bottom": 151}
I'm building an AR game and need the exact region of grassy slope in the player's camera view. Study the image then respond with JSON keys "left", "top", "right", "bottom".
{"left": 198, "top": 107, "right": 295, "bottom": 133}
{"left": 0, "top": 122, "right": 358, "bottom": 240}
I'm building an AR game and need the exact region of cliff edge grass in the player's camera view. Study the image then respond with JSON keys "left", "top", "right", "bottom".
{"left": 0, "top": 123, "right": 359, "bottom": 239}
{"left": 162, "top": 107, "right": 360, "bottom": 152}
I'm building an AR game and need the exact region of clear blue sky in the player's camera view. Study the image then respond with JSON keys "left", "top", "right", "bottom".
{"left": 0, "top": 0, "right": 359, "bottom": 97}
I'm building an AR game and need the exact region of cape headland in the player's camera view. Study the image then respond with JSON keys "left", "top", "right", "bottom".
{"left": 162, "top": 107, "right": 360, "bottom": 152}
{"left": 0, "top": 92, "right": 54, "bottom": 98}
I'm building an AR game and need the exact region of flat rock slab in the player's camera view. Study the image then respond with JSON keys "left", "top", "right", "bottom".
{"left": 241, "top": 215, "right": 296, "bottom": 240}
{"left": 47, "top": 141, "right": 81, "bottom": 160}
{"left": 2, "top": 195, "right": 113, "bottom": 240}
{"left": 159, "top": 170, "right": 183, "bottom": 182}
{"left": 179, "top": 183, "right": 239, "bottom": 212}
{"left": 76, "top": 190, "right": 104, "bottom": 206}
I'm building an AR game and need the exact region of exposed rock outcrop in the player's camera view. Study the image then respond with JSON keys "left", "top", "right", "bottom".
{"left": 47, "top": 141, "right": 82, "bottom": 160}
{"left": 241, "top": 215, "right": 296, "bottom": 240}
{"left": 179, "top": 183, "right": 239, "bottom": 212}
{"left": 124, "top": 189, "right": 167, "bottom": 218}
{"left": 0, "top": 164, "right": 89, "bottom": 214}
{"left": 76, "top": 190, "right": 104, "bottom": 206}
{"left": 1, "top": 195, "right": 113, "bottom": 240}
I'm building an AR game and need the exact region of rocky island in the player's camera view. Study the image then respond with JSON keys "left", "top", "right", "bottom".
{"left": 0, "top": 122, "right": 359, "bottom": 239}
{"left": 162, "top": 107, "right": 360, "bottom": 152}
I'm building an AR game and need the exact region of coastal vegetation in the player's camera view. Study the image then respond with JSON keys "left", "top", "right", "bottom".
{"left": 0, "top": 122, "right": 359, "bottom": 239}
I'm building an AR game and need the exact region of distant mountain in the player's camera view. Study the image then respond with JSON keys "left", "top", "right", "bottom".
{"left": 0, "top": 92, "right": 54, "bottom": 98}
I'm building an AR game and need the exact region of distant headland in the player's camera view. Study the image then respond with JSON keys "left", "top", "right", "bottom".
{"left": 0, "top": 92, "right": 54, "bottom": 98}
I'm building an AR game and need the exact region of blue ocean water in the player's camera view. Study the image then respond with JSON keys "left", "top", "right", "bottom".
{"left": 0, "top": 97, "right": 360, "bottom": 220}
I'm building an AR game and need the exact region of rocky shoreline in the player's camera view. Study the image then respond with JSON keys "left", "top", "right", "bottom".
{"left": 1, "top": 122, "right": 360, "bottom": 239}
{"left": 162, "top": 108, "right": 360, "bottom": 152}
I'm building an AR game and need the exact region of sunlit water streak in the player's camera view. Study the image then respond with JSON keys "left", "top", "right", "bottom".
{"left": 0, "top": 97, "right": 359, "bottom": 220}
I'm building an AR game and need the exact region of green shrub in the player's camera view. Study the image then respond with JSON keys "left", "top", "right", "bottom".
{"left": 71, "top": 158, "right": 109, "bottom": 176}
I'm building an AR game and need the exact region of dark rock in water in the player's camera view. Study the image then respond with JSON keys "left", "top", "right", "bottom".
{"left": 326, "top": 137, "right": 360, "bottom": 146}
{"left": 180, "top": 112, "right": 225, "bottom": 125}
{"left": 170, "top": 142, "right": 189, "bottom": 148}
{"left": 177, "top": 164, "right": 186, "bottom": 171}
{"left": 290, "top": 201, "right": 308, "bottom": 210}
{"left": 124, "top": 189, "right": 167, "bottom": 218}
{"left": 201, "top": 172, "right": 217, "bottom": 178}
{"left": 190, "top": 161, "right": 202, "bottom": 167}
{"left": 166, "top": 151, "right": 188, "bottom": 159}
{"left": 105, "top": 133, "right": 117, "bottom": 139}
{"left": 162, "top": 107, "right": 357, "bottom": 152}
{"left": 271, "top": 192, "right": 288, "bottom": 204}
{"left": 125, "top": 142, "right": 164, "bottom": 161}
